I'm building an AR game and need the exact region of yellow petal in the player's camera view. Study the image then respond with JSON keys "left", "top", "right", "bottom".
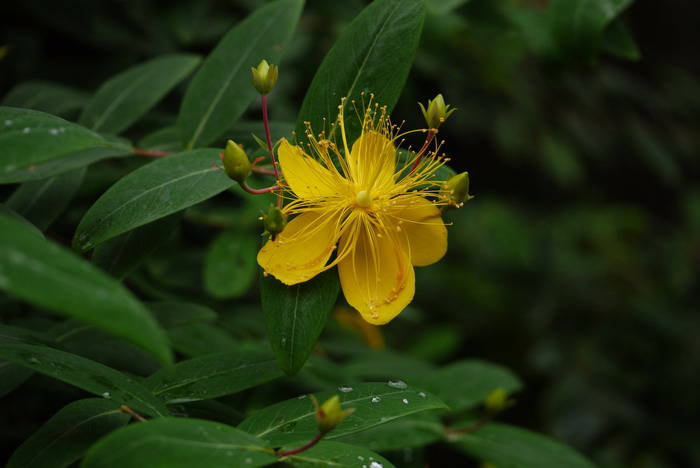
{"left": 258, "top": 210, "right": 340, "bottom": 285}
{"left": 349, "top": 131, "right": 395, "bottom": 190}
{"left": 337, "top": 212, "right": 414, "bottom": 325}
{"left": 393, "top": 197, "right": 447, "bottom": 266}
{"left": 278, "top": 139, "right": 337, "bottom": 200}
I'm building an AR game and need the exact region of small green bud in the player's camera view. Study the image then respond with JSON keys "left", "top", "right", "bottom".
{"left": 221, "top": 140, "right": 251, "bottom": 184}
{"left": 442, "top": 172, "right": 473, "bottom": 209}
{"left": 311, "top": 395, "right": 355, "bottom": 435}
{"left": 251, "top": 59, "right": 278, "bottom": 95}
{"left": 418, "top": 94, "right": 456, "bottom": 129}
{"left": 261, "top": 204, "right": 287, "bottom": 239}
{"left": 484, "top": 387, "right": 514, "bottom": 414}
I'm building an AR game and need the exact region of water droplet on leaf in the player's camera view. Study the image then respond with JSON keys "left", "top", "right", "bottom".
{"left": 387, "top": 380, "right": 407, "bottom": 389}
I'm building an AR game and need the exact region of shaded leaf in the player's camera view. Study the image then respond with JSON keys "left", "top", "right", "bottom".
{"left": 1, "top": 80, "right": 88, "bottom": 118}
{"left": 6, "top": 398, "right": 129, "bottom": 468}
{"left": 285, "top": 441, "right": 395, "bottom": 467}
{"left": 451, "top": 422, "right": 596, "bottom": 468}
{"left": 0, "top": 343, "right": 171, "bottom": 418}
{"left": 238, "top": 382, "right": 448, "bottom": 446}
{"left": 336, "top": 413, "right": 443, "bottom": 452}
{"left": 296, "top": 0, "right": 426, "bottom": 142}
{"left": 143, "top": 351, "right": 283, "bottom": 404}
{"left": 147, "top": 301, "right": 218, "bottom": 329}
{"left": 79, "top": 54, "right": 201, "bottom": 134}
{"left": 0, "top": 107, "right": 109, "bottom": 175}
{"left": 0, "top": 214, "right": 172, "bottom": 365}
{"left": 261, "top": 269, "right": 340, "bottom": 375}
{"left": 601, "top": 19, "right": 641, "bottom": 61}
{"left": 179, "top": 0, "right": 304, "bottom": 149}
{"left": 82, "top": 418, "right": 277, "bottom": 468}
{"left": 204, "top": 228, "right": 257, "bottom": 299}
{"left": 73, "top": 149, "right": 233, "bottom": 252}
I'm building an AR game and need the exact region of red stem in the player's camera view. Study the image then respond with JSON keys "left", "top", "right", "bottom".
{"left": 132, "top": 148, "right": 172, "bottom": 158}
{"left": 241, "top": 182, "right": 282, "bottom": 195}
{"left": 277, "top": 433, "right": 323, "bottom": 457}
{"left": 409, "top": 130, "right": 436, "bottom": 175}
{"left": 251, "top": 166, "right": 277, "bottom": 176}
{"left": 261, "top": 95, "right": 282, "bottom": 208}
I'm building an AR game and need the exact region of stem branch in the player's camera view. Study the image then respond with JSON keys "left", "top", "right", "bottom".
{"left": 261, "top": 95, "right": 282, "bottom": 208}
{"left": 409, "top": 129, "right": 437, "bottom": 175}
{"left": 132, "top": 148, "right": 172, "bottom": 158}
{"left": 277, "top": 433, "right": 323, "bottom": 457}
{"left": 120, "top": 405, "right": 146, "bottom": 422}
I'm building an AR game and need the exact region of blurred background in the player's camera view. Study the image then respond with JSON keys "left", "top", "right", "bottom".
{"left": 1, "top": 0, "right": 699, "bottom": 467}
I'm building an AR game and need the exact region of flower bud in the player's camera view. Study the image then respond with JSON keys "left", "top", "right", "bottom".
{"left": 484, "top": 387, "right": 514, "bottom": 414}
{"left": 418, "top": 94, "right": 456, "bottom": 129}
{"left": 311, "top": 395, "right": 355, "bottom": 435}
{"left": 442, "top": 172, "right": 473, "bottom": 208}
{"left": 221, "top": 140, "right": 251, "bottom": 184}
{"left": 251, "top": 60, "right": 278, "bottom": 95}
{"left": 261, "top": 204, "right": 287, "bottom": 239}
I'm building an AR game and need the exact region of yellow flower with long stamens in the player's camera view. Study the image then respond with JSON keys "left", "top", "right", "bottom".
{"left": 257, "top": 97, "right": 454, "bottom": 324}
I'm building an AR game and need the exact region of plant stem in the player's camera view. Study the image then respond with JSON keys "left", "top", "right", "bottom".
{"left": 241, "top": 181, "right": 282, "bottom": 195}
{"left": 261, "top": 94, "right": 282, "bottom": 208}
{"left": 277, "top": 433, "right": 324, "bottom": 457}
{"left": 132, "top": 148, "right": 172, "bottom": 158}
{"left": 409, "top": 129, "right": 437, "bottom": 175}
{"left": 251, "top": 166, "right": 277, "bottom": 176}
{"left": 119, "top": 405, "right": 146, "bottom": 422}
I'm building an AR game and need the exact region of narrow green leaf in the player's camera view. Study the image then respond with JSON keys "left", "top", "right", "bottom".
{"left": 0, "top": 146, "right": 131, "bottom": 185}
{"left": 138, "top": 125, "right": 181, "bottom": 152}
{"left": 147, "top": 301, "right": 218, "bottom": 329}
{"left": 178, "top": 0, "right": 304, "bottom": 149}
{"left": 296, "top": 0, "right": 426, "bottom": 142}
{"left": 82, "top": 418, "right": 277, "bottom": 468}
{"left": 0, "top": 325, "right": 55, "bottom": 397}
{"left": 143, "top": 351, "right": 283, "bottom": 404}
{"left": 238, "top": 382, "right": 449, "bottom": 446}
{"left": 417, "top": 360, "right": 523, "bottom": 412}
{"left": 451, "top": 422, "right": 597, "bottom": 468}
{"left": 5, "top": 167, "right": 86, "bottom": 231}
{"left": 336, "top": 413, "right": 443, "bottom": 452}
{"left": 0, "top": 214, "right": 173, "bottom": 365}
{"left": 428, "top": 0, "right": 473, "bottom": 15}
{"left": 0, "top": 343, "right": 171, "bottom": 418}
{"left": 92, "top": 213, "right": 182, "bottom": 280}
{"left": 600, "top": 19, "right": 641, "bottom": 61}
{"left": 73, "top": 149, "right": 234, "bottom": 252}
{"left": 6, "top": 398, "right": 129, "bottom": 468}
{"left": 548, "top": 0, "right": 635, "bottom": 63}
{"left": 286, "top": 441, "right": 395, "bottom": 468}
{"left": 0, "top": 204, "right": 44, "bottom": 238}
{"left": 166, "top": 323, "right": 243, "bottom": 358}
{"left": 204, "top": 229, "right": 257, "bottom": 299}
{"left": 78, "top": 54, "right": 201, "bottom": 134}
{"left": 0, "top": 107, "right": 109, "bottom": 174}
{"left": 261, "top": 269, "right": 340, "bottom": 376}
{"left": 1, "top": 80, "right": 89, "bottom": 117}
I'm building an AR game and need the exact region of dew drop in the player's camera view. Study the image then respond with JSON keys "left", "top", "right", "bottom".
{"left": 297, "top": 394, "right": 307, "bottom": 399}
{"left": 22, "top": 127, "right": 31, "bottom": 134}
{"left": 402, "top": 398, "right": 409, "bottom": 404}
{"left": 338, "top": 385, "right": 353, "bottom": 393}
{"left": 371, "top": 396, "right": 381, "bottom": 403}
{"left": 48, "top": 128, "right": 59, "bottom": 136}
{"left": 369, "top": 462, "right": 383, "bottom": 468}
{"left": 4, "top": 120, "right": 13, "bottom": 125}
{"left": 418, "top": 392, "right": 427, "bottom": 398}
{"left": 387, "top": 379, "right": 407, "bottom": 389}
{"left": 245, "top": 457, "right": 253, "bottom": 464}
{"left": 102, "top": 392, "right": 110, "bottom": 398}
{"left": 26, "top": 357, "right": 40, "bottom": 365}
{"left": 357, "top": 456, "right": 364, "bottom": 460}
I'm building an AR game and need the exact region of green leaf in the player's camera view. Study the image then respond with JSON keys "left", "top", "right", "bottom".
{"left": 450, "top": 422, "right": 597, "bottom": 468}
{"left": 0, "top": 107, "right": 109, "bottom": 174}
{"left": 0, "top": 145, "right": 132, "bottom": 185}
{"left": 0, "top": 204, "right": 44, "bottom": 238}
{"left": 336, "top": 413, "right": 443, "bottom": 452}
{"left": 138, "top": 126, "right": 181, "bottom": 152}
{"left": 73, "top": 148, "right": 234, "bottom": 252}
{"left": 428, "top": 0, "right": 473, "bottom": 15}
{"left": 147, "top": 301, "right": 218, "bottom": 329}
{"left": 92, "top": 213, "right": 182, "bottom": 280}
{"left": 178, "top": 0, "right": 304, "bottom": 149}
{"left": 204, "top": 229, "right": 257, "bottom": 299}
{"left": 82, "top": 418, "right": 277, "bottom": 468}
{"left": 0, "top": 214, "right": 172, "bottom": 365}
{"left": 5, "top": 167, "right": 86, "bottom": 231}
{"left": 296, "top": 0, "right": 426, "bottom": 142}
{"left": 0, "top": 325, "right": 54, "bottom": 397}
{"left": 143, "top": 351, "right": 283, "bottom": 404}
{"left": 417, "top": 360, "right": 523, "bottom": 413}
{"left": 286, "top": 441, "right": 395, "bottom": 467}
{"left": 238, "top": 382, "right": 449, "bottom": 446}
{"left": 261, "top": 269, "right": 340, "bottom": 376}
{"left": 0, "top": 343, "right": 171, "bottom": 417}
{"left": 78, "top": 54, "right": 201, "bottom": 134}
{"left": 600, "top": 19, "right": 641, "bottom": 61}
{"left": 166, "top": 322, "right": 243, "bottom": 358}
{"left": 6, "top": 398, "right": 129, "bottom": 468}
{"left": 1, "top": 80, "right": 89, "bottom": 117}
{"left": 548, "top": 0, "right": 635, "bottom": 63}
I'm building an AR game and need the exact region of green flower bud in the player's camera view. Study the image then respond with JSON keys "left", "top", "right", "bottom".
{"left": 484, "top": 387, "right": 514, "bottom": 414}
{"left": 311, "top": 395, "right": 355, "bottom": 435}
{"left": 418, "top": 94, "right": 456, "bottom": 129}
{"left": 251, "top": 59, "right": 278, "bottom": 95}
{"left": 442, "top": 172, "right": 473, "bottom": 209}
{"left": 261, "top": 204, "right": 287, "bottom": 239}
{"left": 221, "top": 140, "right": 251, "bottom": 184}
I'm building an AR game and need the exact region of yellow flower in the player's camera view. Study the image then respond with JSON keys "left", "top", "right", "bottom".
{"left": 257, "top": 98, "right": 452, "bottom": 324}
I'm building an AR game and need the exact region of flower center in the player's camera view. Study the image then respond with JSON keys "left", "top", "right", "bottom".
{"left": 355, "top": 190, "right": 372, "bottom": 207}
